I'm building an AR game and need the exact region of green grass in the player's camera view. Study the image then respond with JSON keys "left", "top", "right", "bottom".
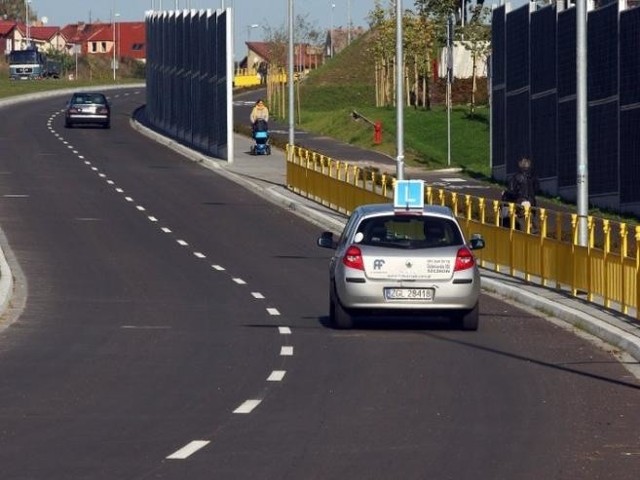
{"left": 0, "top": 76, "right": 142, "bottom": 98}
{"left": 291, "top": 33, "right": 491, "bottom": 177}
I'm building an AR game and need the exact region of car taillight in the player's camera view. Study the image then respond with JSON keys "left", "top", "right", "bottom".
{"left": 342, "top": 245, "right": 364, "bottom": 271}
{"left": 97, "top": 107, "right": 108, "bottom": 114}
{"left": 454, "top": 247, "right": 476, "bottom": 272}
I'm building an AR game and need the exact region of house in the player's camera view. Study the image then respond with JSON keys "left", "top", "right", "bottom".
{"left": 27, "top": 26, "right": 67, "bottom": 54}
{"left": 59, "top": 22, "right": 146, "bottom": 62}
{"left": 244, "top": 41, "right": 324, "bottom": 74}
{"left": 0, "top": 21, "right": 18, "bottom": 54}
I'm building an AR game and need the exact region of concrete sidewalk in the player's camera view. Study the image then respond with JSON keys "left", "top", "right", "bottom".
{"left": 131, "top": 118, "right": 640, "bottom": 373}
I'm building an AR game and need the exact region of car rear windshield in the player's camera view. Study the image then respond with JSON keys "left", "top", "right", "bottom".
{"left": 72, "top": 94, "right": 107, "bottom": 105}
{"left": 355, "top": 215, "right": 463, "bottom": 249}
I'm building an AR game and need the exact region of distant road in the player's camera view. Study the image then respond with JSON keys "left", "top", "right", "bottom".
{"left": 0, "top": 88, "right": 636, "bottom": 479}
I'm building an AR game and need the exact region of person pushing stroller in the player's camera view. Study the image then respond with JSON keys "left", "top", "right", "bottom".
{"left": 250, "top": 99, "right": 271, "bottom": 155}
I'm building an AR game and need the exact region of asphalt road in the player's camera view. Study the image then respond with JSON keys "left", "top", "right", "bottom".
{"left": 0, "top": 88, "right": 638, "bottom": 479}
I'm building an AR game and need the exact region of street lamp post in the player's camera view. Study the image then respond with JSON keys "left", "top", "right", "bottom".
{"left": 395, "top": 0, "right": 404, "bottom": 180}
{"left": 247, "top": 23, "right": 259, "bottom": 42}
{"left": 25, "top": 0, "right": 31, "bottom": 48}
{"left": 247, "top": 24, "right": 259, "bottom": 73}
{"left": 113, "top": 12, "right": 120, "bottom": 81}
{"left": 329, "top": 3, "right": 335, "bottom": 57}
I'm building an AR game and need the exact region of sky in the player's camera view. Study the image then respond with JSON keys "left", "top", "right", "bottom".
{"left": 36, "top": 0, "right": 379, "bottom": 57}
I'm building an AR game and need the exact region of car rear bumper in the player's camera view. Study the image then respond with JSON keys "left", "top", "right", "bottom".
{"left": 336, "top": 276, "right": 481, "bottom": 310}
{"left": 67, "top": 114, "right": 109, "bottom": 124}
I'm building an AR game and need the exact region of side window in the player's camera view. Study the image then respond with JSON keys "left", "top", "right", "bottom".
{"left": 337, "top": 212, "right": 361, "bottom": 249}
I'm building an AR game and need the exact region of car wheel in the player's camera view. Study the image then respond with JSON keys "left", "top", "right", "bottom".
{"left": 455, "top": 303, "right": 479, "bottom": 331}
{"left": 104, "top": 122, "right": 111, "bottom": 129}
{"left": 330, "top": 290, "right": 354, "bottom": 329}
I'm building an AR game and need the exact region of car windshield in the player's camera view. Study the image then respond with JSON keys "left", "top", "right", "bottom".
{"left": 355, "top": 215, "right": 463, "bottom": 249}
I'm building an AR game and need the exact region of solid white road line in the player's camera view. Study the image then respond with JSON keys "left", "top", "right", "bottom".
{"left": 166, "top": 440, "right": 210, "bottom": 460}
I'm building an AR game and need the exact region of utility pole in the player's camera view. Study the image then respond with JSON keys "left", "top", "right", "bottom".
{"left": 395, "top": 0, "right": 404, "bottom": 180}
{"left": 288, "top": 0, "right": 295, "bottom": 153}
{"left": 576, "top": 0, "right": 588, "bottom": 246}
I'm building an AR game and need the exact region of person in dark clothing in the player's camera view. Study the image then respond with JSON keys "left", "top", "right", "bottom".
{"left": 507, "top": 157, "right": 539, "bottom": 207}
{"left": 501, "top": 157, "right": 539, "bottom": 229}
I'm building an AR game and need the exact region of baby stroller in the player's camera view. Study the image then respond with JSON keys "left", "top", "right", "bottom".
{"left": 251, "top": 119, "right": 271, "bottom": 156}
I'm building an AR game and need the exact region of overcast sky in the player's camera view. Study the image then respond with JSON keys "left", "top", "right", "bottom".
{"left": 38, "top": 0, "right": 378, "bottom": 56}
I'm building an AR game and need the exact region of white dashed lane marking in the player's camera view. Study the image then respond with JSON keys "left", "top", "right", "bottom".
{"left": 166, "top": 440, "right": 211, "bottom": 460}
{"left": 280, "top": 346, "right": 294, "bottom": 356}
{"left": 48, "top": 103, "right": 296, "bottom": 451}
{"left": 234, "top": 399, "right": 262, "bottom": 414}
{"left": 267, "top": 371, "right": 286, "bottom": 381}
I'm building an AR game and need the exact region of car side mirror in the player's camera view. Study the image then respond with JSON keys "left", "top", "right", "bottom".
{"left": 469, "top": 234, "right": 485, "bottom": 250}
{"left": 317, "top": 231, "right": 336, "bottom": 249}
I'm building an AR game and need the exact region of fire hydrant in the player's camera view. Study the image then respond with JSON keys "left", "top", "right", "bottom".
{"left": 373, "top": 121, "right": 382, "bottom": 145}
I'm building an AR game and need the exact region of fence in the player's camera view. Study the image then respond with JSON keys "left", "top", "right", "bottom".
{"left": 145, "top": 9, "right": 233, "bottom": 160}
{"left": 491, "top": 3, "right": 640, "bottom": 216}
{"left": 286, "top": 144, "right": 640, "bottom": 319}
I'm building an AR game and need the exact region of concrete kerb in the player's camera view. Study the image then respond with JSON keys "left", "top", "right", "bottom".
{"left": 481, "top": 272, "right": 640, "bottom": 363}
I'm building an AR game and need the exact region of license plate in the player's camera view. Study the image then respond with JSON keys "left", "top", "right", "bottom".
{"left": 384, "top": 288, "right": 434, "bottom": 301}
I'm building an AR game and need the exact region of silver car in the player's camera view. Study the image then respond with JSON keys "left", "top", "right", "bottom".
{"left": 317, "top": 204, "right": 485, "bottom": 330}
{"left": 64, "top": 92, "right": 111, "bottom": 129}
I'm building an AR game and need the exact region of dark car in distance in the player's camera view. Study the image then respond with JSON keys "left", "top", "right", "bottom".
{"left": 64, "top": 92, "right": 111, "bottom": 129}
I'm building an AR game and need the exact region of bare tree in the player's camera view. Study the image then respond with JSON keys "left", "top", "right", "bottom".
{"left": 460, "top": 5, "right": 491, "bottom": 114}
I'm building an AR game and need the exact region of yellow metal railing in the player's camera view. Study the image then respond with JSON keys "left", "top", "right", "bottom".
{"left": 286, "top": 145, "right": 640, "bottom": 319}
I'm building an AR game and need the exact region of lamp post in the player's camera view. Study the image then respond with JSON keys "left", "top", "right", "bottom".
{"left": 113, "top": 12, "right": 120, "bottom": 81}
{"left": 329, "top": 3, "right": 335, "bottom": 57}
{"left": 395, "top": 0, "right": 404, "bottom": 180}
{"left": 247, "top": 23, "right": 259, "bottom": 41}
{"left": 24, "top": 0, "right": 31, "bottom": 48}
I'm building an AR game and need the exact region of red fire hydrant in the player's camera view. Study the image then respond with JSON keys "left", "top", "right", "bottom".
{"left": 373, "top": 121, "right": 382, "bottom": 145}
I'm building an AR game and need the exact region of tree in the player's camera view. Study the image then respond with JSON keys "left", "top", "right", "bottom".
{"left": 0, "top": 0, "right": 37, "bottom": 23}
{"left": 459, "top": 5, "right": 491, "bottom": 114}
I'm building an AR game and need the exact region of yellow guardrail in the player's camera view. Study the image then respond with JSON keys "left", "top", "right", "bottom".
{"left": 286, "top": 145, "right": 640, "bottom": 319}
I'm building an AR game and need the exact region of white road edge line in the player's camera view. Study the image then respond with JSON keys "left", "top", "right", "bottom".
{"left": 166, "top": 440, "right": 210, "bottom": 460}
